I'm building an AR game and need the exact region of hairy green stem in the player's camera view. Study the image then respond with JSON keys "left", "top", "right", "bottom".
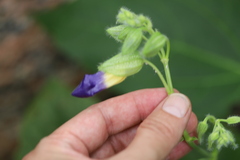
{"left": 208, "top": 148, "right": 219, "bottom": 160}
{"left": 183, "top": 131, "right": 210, "bottom": 157}
{"left": 162, "top": 59, "right": 174, "bottom": 94}
{"left": 166, "top": 39, "right": 170, "bottom": 58}
{"left": 143, "top": 59, "right": 170, "bottom": 94}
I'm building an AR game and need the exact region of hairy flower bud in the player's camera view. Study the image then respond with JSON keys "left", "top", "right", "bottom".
{"left": 138, "top": 14, "right": 152, "bottom": 28}
{"left": 142, "top": 32, "right": 167, "bottom": 57}
{"left": 118, "top": 27, "right": 135, "bottom": 42}
{"left": 197, "top": 121, "right": 209, "bottom": 143}
{"left": 116, "top": 7, "right": 152, "bottom": 28}
{"left": 98, "top": 52, "right": 144, "bottom": 77}
{"left": 116, "top": 8, "right": 139, "bottom": 27}
{"left": 106, "top": 25, "right": 126, "bottom": 42}
{"left": 226, "top": 116, "right": 240, "bottom": 124}
{"left": 216, "top": 130, "right": 238, "bottom": 150}
{"left": 208, "top": 131, "right": 220, "bottom": 150}
{"left": 121, "top": 28, "right": 142, "bottom": 55}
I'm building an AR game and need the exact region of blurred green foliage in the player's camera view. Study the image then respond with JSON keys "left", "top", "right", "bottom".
{"left": 17, "top": 0, "right": 240, "bottom": 159}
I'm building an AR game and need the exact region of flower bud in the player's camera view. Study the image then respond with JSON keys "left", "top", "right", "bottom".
{"left": 106, "top": 25, "right": 126, "bottom": 42}
{"left": 216, "top": 130, "right": 238, "bottom": 150}
{"left": 117, "top": 8, "right": 137, "bottom": 26}
{"left": 226, "top": 116, "right": 240, "bottom": 124}
{"left": 121, "top": 28, "right": 142, "bottom": 55}
{"left": 138, "top": 14, "right": 152, "bottom": 28}
{"left": 142, "top": 32, "right": 167, "bottom": 57}
{"left": 116, "top": 8, "right": 147, "bottom": 28}
{"left": 118, "top": 27, "right": 135, "bottom": 42}
{"left": 98, "top": 52, "right": 144, "bottom": 77}
{"left": 71, "top": 71, "right": 126, "bottom": 98}
{"left": 197, "top": 121, "right": 209, "bottom": 143}
{"left": 121, "top": 8, "right": 134, "bottom": 19}
{"left": 207, "top": 131, "right": 220, "bottom": 150}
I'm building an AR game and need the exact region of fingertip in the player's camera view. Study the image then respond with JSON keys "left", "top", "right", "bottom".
{"left": 162, "top": 93, "right": 191, "bottom": 118}
{"left": 116, "top": 93, "right": 192, "bottom": 160}
{"left": 186, "top": 112, "right": 198, "bottom": 133}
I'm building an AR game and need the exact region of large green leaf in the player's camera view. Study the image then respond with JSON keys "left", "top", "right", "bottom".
{"left": 15, "top": 78, "right": 99, "bottom": 159}
{"left": 33, "top": 1, "right": 240, "bottom": 158}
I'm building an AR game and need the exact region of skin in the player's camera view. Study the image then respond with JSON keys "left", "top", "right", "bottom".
{"left": 23, "top": 88, "right": 198, "bottom": 160}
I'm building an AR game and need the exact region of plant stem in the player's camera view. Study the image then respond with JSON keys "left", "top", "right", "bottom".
{"left": 183, "top": 131, "right": 210, "bottom": 157}
{"left": 209, "top": 149, "right": 219, "bottom": 160}
{"left": 145, "top": 38, "right": 211, "bottom": 159}
{"left": 162, "top": 58, "right": 174, "bottom": 94}
{"left": 142, "top": 35, "right": 148, "bottom": 41}
{"left": 166, "top": 39, "right": 170, "bottom": 58}
{"left": 143, "top": 59, "right": 170, "bottom": 94}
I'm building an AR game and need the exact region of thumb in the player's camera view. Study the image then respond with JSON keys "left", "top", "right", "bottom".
{"left": 114, "top": 93, "right": 191, "bottom": 160}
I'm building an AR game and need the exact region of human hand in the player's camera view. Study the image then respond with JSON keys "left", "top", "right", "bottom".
{"left": 23, "top": 88, "right": 197, "bottom": 160}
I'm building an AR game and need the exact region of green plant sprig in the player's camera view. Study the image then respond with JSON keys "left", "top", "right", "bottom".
{"left": 73, "top": 7, "right": 240, "bottom": 160}
{"left": 104, "top": 8, "right": 240, "bottom": 159}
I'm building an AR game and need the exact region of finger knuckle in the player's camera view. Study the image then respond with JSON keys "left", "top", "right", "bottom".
{"left": 139, "top": 117, "right": 176, "bottom": 140}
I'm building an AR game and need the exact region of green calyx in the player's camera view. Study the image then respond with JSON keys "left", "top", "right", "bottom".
{"left": 142, "top": 32, "right": 167, "bottom": 58}
{"left": 106, "top": 25, "right": 135, "bottom": 43}
{"left": 197, "top": 121, "right": 209, "bottom": 143}
{"left": 107, "top": 7, "right": 168, "bottom": 59}
{"left": 122, "top": 28, "right": 142, "bottom": 55}
{"left": 118, "top": 27, "right": 135, "bottom": 42}
{"left": 225, "top": 116, "right": 240, "bottom": 124}
{"left": 116, "top": 8, "right": 152, "bottom": 28}
{"left": 98, "top": 52, "right": 144, "bottom": 77}
{"left": 197, "top": 115, "right": 239, "bottom": 152}
{"left": 106, "top": 25, "right": 126, "bottom": 42}
{"left": 105, "top": 7, "right": 173, "bottom": 95}
{"left": 208, "top": 124, "right": 238, "bottom": 150}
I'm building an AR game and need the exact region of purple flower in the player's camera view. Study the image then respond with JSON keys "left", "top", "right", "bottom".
{"left": 72, "top": 71, "right": 126, "bottom": 97}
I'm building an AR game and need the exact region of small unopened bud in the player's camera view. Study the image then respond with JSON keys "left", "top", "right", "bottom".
{"left": 197, "top": 121, "right": 209, "bottom": 143}
{"left": 226, "top": 116, "right": 240, "bottom": 124}
{"left": 208, "top": 131, "right": 220, "bottom": 150}
{"left": 216, "top": 130, "right": 237, "bottom": 150}
{"left": 122, "top": 28, "right": 142, "bottom": 55}
{"left": 118, "top": 27, "right": 134, "bottom": 42}
{"left": 142, "top": 32, "right": 167, "bottom": 58}
{"left": 117, "top": 8, "right": 137, "bottom": 26}
{"left": 138, "top": 14, "right": 147, "bottom": 23}
{"left": 116, "top": 7, "right": 151, "bottom": 28}
{"left": 126, "top": 19, "right": 137, "bottom": 27}
{"left": 106, "top": 25, "right": 126, "bottom": 42}
{"left": 138, "top": 14, "right": 152, "bottom": 28}
{"left": 98, "top": 52, "right": 144, "bottom": 77}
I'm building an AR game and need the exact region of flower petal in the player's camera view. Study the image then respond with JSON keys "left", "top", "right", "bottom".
{"left": 72, "top": 71, "right": 106, "bottom": 97}
{"left": 104, "top": 73, "right": 126, "bottom": 88}
{"left": 72, "top": 71, "right": 126, "bottom": 98}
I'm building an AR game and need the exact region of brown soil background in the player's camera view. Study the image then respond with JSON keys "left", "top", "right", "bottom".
{"left": 0, "top": 0, "right": 84, "bottom": 159}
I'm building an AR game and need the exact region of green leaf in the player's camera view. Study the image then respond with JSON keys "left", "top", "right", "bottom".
{"left": 15, "top": 78, "right": 99, "bottom": 159}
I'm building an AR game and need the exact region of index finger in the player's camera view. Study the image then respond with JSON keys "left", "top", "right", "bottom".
{"left": 50, "top": 88, "right": 168, "bottom": 155}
